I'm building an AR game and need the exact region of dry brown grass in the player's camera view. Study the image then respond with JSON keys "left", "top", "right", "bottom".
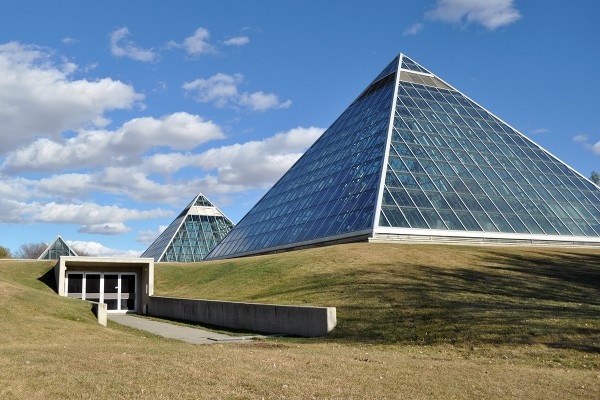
{"left": 1, "top": 245, "right": 599, "bottom": 399}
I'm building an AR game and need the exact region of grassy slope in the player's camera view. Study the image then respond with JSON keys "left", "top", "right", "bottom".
{"left": 157, "top": 243, "right": 600, "bottom": 350}
{"left": 0, "top": 244, "right": 598, "bottom": 399}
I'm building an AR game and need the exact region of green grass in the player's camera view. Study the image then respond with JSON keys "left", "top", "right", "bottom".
{"left": 156, "top": 243, "right": 600, "bottom": 350}
{"left": 0, "top": 244, "right": 599, "bottom": 399}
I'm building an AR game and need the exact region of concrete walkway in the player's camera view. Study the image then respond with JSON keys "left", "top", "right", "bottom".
{"left": 109, "top": 314, "right": 259, "bottom": 345}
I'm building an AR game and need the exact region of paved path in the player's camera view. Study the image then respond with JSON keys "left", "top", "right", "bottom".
{"left": 109, "top": 314, "right": 259, "bottom": 345}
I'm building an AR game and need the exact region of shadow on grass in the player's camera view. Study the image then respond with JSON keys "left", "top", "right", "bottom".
{"left": 38, "top": 267, "right": 57, "bottom": 294}
{"left": 285, "top": 250, "right": 600, "bottom": 352}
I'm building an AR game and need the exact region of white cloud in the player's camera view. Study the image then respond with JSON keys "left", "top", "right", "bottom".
{"left": 22, "top": 126, "right": 323, "bottom": 201}
{"left": 183, "top": 73, "right": 292, "bottom": 111}
{"left": 223, "top": 36, "right": 250, "bottom": 46}
{"left": 193, "top": 126, "right": 323, "bottom": 187}
{"left": 404, "top": 23, "right": 424, "bottom": 36}
{"left": 573, "top": 134, "right": 589, "bottom": 143}
{"left": 0, "top": 176, "right": 33, "bottom": 201}
{"left": 136, "top": 225, "right": 168, "bottom": 245}
{"left": 2, "top": 112, "right": 225, "bottom": 173}
{"left": 426, "top": 0, "right": 521, "bottom": 30}
{"left": 0, "top": 125, "right": 323, "bottom": 232}
{"left": 110, "top": 27, "right": 157, "bottom": 62}
{"left": 78, "top": 222, "right": 130, "bottom": 235}
{"left": 27, "top": 202, "right": 172, "bottom": 225}
{"left": 0, "top": 195, "right": 173, "bottom": 235}
{"left": 168, "top": 27, "right": 215, "bottom": 56}
{"left": 67, "top": 240, "right": 142, "bottom": 257}
{"left": 183, "top": 73, "right": 242, "bottom": 107}
{"left": 0, "top": 41, "right": 142, "bottom": 153}
{"left": 26, "top": 168, "right": 202, "bottom": 204}
{"left": 239, "top": 91, "right": 292, "bottom": 111}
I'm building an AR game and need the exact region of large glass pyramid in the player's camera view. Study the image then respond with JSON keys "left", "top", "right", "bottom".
{"left": 206, "top": 54, "right": 600, "bottom": 260}
{"left": 141, "top": 193, "right": 234, "bottom": 262}
{"left": 38, "top": 235, "right": 78, "bottom": 260}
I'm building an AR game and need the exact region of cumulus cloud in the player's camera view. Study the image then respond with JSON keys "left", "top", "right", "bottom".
{"left": 223, "top": 36, "right": 250, "bottom": 46}
{"left": 193, "top": 126, "right": 323, "bottom": 187}
{"left": 136, "top": 225, "right": 168, "bottom": 245}
{"left": 0, "top": 196, "right": 172, "bottom": 234}
{"left": 16, "top": 126, "right": 322, "bottom": 202}
{"left": 0, "top": 125, "right": 323, "bottom": 237}
{"left": 67, "top": 240, "right": 142, "bottom": 257}
{"left": 78, "top": 222, "right": 130, "bottom": 235}
{"left": 183, "top": 73, "right": 291, "bottom": 111}
{"left": 239, "top": 92, "right": 292, "bottom": 111}
{"left": 0, "top": 41, "right": 142, "bottom": 153}
{"left": 168, "top": 27, "right": 215, "bottom": 56}
{"left": 27, "top": 202, "right": 172, "bottom": 225}
{"left": 2, "top": 112, "right": 225, "bottom": 173}
{"left": 110, "top": 27, "right": 157, "bottom": 62}
{"left": 183, "top": 73, "right": 242, "bottom": 107}
{"left": 426, "top": 0, "right": 521, "bottom": 30}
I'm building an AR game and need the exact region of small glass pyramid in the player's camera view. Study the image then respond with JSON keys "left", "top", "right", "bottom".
{"left": 141, "top": 193, "right": 234, "bottom": 262}
{"left": 206, "top": 53, "right": 600, "bottom": 260}
{"left": 38, "top": 235, "right": 78, "bottom": 260}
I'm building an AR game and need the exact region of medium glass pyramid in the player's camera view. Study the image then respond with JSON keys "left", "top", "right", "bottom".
{"left": 141, "top": 193, "right": 234, "bottom": 262}
{"left": 38, "top": 235, "right": 78, "bottom": 260}
{"left": 206, "top": 54, "right": 600, "bottom": 260}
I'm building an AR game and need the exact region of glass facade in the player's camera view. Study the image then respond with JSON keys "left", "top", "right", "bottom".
{"left": 379, "top": 56, "right": 600, "bottom": 237}
{"left": 38, "top": 236, "right": 77, "bottom": 260}
{"left": 141, "top": 193, "right": 234, "bottom": 262}
{"left": 207, "top": 53, "right": 600, "bottom": 260}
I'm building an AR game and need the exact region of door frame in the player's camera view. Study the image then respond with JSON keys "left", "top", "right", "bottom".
{"left": 65, "top": 271, "right": 137, "bottom": 313}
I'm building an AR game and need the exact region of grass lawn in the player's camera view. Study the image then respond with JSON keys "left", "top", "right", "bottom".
{"left": 1, "top": 243, "right": 599, "bottom": 399}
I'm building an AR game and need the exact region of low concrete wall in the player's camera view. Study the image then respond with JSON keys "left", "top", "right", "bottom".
{"left": 148, "top": 296, "right": 336, "bottom": 337}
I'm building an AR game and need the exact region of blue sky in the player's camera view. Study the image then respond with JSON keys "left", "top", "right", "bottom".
{"left": 0, "top": 0, "right": 599, "bottom": 256}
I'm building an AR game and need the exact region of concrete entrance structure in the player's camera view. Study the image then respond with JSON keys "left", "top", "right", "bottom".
{"left": 55, "top": 257, "right": 154, "bottom": 314}
{"left": 54, "top": 256, "right": 336, "bottom": 337}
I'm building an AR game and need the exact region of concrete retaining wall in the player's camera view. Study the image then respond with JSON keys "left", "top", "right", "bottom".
{"left": 148, "top": 296, "right": 336, "bottom": 337}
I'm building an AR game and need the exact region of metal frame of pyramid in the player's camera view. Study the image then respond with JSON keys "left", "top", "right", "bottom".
{"left": 206, "top": 53, "right": 600, "bottom": 260}
{"left": 141, "top": 193, "right": 234, "bottom": 262}
{"left": 38, "top": 235, "right": 78, "bottom": 260}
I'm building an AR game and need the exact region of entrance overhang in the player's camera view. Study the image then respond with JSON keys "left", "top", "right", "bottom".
{"left": 55, "top": 256, "right": 154, "bottom": 314}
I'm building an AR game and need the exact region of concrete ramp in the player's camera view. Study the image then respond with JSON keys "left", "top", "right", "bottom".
{"left": 109, "top": 315, "right": 259, "bottom": 345}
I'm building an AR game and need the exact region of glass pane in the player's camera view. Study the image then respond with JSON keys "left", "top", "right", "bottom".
{"left": 67, "top": 274, "right": 83, "bottom": 295}
{"left": 85, "top": 274, "right": 100, "bottom": 299}
{"left": 104, "top": 274, "right": 119, "bottom": 294}
{"left": 105, "top": 299, "right": 118, "bottom": 311}
{"left": 121, "top": 275, "right": 136, "bottom": 294}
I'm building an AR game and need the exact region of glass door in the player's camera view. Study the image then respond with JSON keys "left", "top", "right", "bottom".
{"left": 120, "top": 274, "right": 136, "bottom": 312}
{"left": 85, "top": 274, "right": 101, "bottom": 303}
{"left": 104, "top": 274, "right": 119, "bottom": 311}
{"left": 65, "top": 272, "right": 137, "bottom": 313}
